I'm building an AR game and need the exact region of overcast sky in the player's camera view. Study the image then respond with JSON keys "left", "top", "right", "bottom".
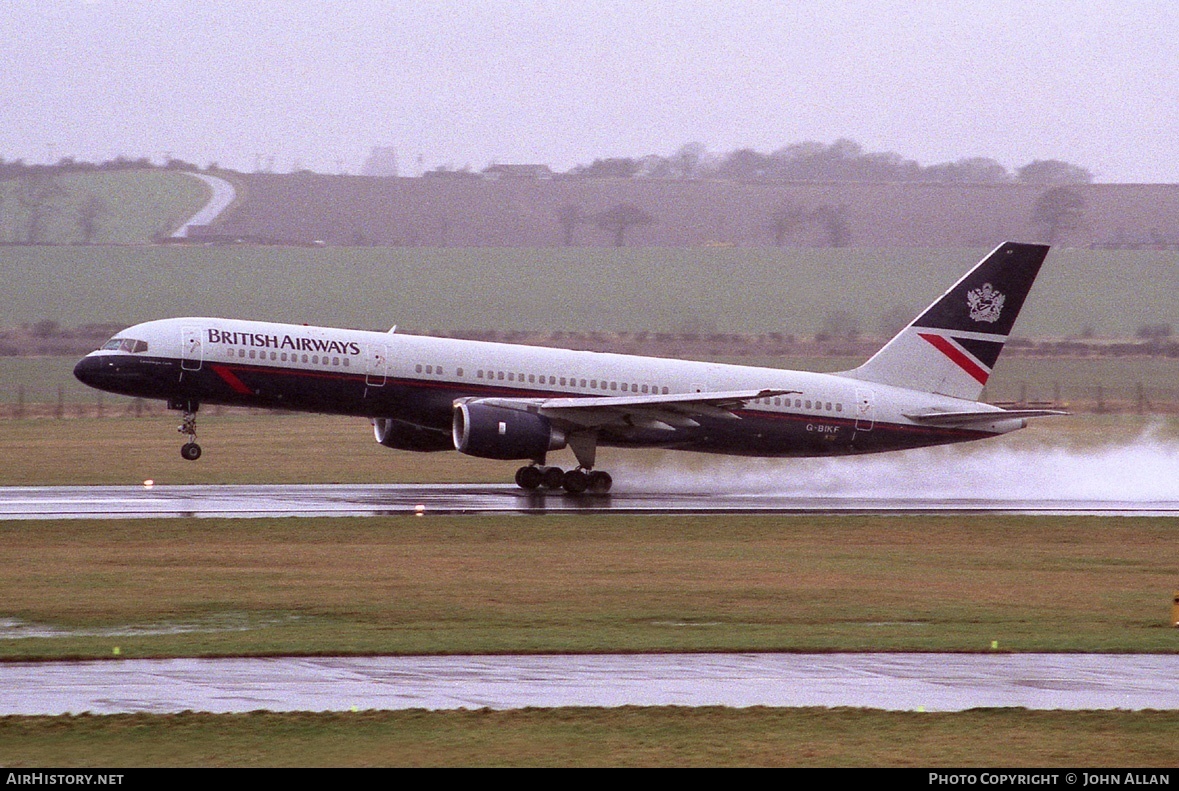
{"left": 4, "top": 0, "right": 1179, "bottom": 181}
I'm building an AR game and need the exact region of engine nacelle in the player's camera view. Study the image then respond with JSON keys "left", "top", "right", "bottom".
{"left": 373, "top": 418, "right": 454, "bottom": 452}
{"left": 452, "top": 401, "right": 566, "bottom": 461}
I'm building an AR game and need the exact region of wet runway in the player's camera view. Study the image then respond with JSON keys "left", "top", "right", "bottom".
{"left": 3, "top": 653, "right": 1177, "bottom": 715}
{"left": 2, "top": 483, "right": 1176, "bottom": 519}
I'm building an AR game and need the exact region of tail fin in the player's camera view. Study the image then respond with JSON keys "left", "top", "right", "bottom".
{"left": 843, "top": 242, "right": 1050, "bottom": 401}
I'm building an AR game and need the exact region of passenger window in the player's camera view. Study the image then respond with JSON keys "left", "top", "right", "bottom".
{"left": 343, "top": 359, "right": 349, "bottom": 367}
{"left": 333, "top": 357, "right": 340, "bottom": 365}
{"left": 610, "top": 382, "right": 617, "bottom": 390}
{"left": 641, "top": 385, "right": 649, "bottom": 393}
{"left": 662, "top": 387, "right": 669, "bottom": 394}
{"left": 249, "top": 349, "right": 256, "bottom": 359}
{"left": 477, "top": 370, "right": 484, "bottom": 378}
{"left": 228, "top": 348, "right": 235, "bottom": 357}
{"left": 826, "top": 402, "right": 832, "bottom": 411}
{"left": 425, "top": 365, "right": 432, "bottom": 374}
{"left": 508, "top": 372, "right": 515, "bottom": 381}
{"left": 457, "top": 367, "right": 463, "bottom": 376}
{"left": 312, "top": 355, "right": 319, "bottom": 364}
{"left": 239, "top": 349, "right": 246, "bottom": 358}
{"left": 498, "top": 371, "right": 504, "bottom": 380}
{"left": 415, "top": 364, "right": 422, "bottom": 373}
{"left": 302, "top": 354, "right": 308, "bottom": 363}
{"left": 836, "top": 404, "right": 841, "bottom": 412}
{"left": 560, "top": 377, "right": 566, "bottom": 385}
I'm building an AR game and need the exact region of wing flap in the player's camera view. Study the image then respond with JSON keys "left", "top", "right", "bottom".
{"left": 460, "top": 389, "right": 798, "bottom": 431}
{"left": 904, "top": 408, "right": 1068, "bottom": 426}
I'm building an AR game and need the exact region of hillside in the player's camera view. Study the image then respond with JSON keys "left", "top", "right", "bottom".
{"left": 211, "top": 173, "right": 1179, "bottom": 249}
{"left": 0, "top": 169, "right": 210, "bottom": 245}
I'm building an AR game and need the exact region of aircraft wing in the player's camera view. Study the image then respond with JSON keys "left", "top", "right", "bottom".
{"left": 469, "top": 389, "right": 799, "bottom": 431}
{"left": 904, "top": 408, "right": 1069, "bottom": 426}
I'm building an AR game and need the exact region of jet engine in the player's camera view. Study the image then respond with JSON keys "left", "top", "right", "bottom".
{"left": 452, "top": 400, "right": 566, "bottom": 460}
{"left": 373, "top": 418, "right": 454, "bottom": 452}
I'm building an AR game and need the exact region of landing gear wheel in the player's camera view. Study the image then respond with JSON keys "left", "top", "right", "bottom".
{"left": 562, "top": 468, "right": 590, "bottom": 494}
{"left": 515, "top": 465, "right": 544, "bottom": 490}
{"left": 541, "top": 466, "right": 566, "bottom": 489}
{"left": 587, "top": 470, "right": 613, "bottom": 493}
{"left": 177, "top": 406, "right": 201, "bottom": 461}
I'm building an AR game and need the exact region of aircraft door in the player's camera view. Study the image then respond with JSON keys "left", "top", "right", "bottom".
{"left": 366, "top": 343, "right": 387, "bottom": 386}
{"left": 181, "top": 326, "right": 203, "bottom": 371}
{"left": 854, "top": 387, "right": 875, "bottom": 431}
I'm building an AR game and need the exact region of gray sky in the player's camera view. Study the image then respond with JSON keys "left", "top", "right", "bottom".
{"left": 5, "top": 0, "right": 1178, "bottom": 181}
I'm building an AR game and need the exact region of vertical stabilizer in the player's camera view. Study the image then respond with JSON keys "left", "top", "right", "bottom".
{"left": 842, "top": 242, "right": 1050, "bottom": 401}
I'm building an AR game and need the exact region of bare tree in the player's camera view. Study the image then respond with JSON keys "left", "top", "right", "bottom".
{"left": 556, "top": 203, "right": 584, "bottom": 246}
{"left": 817, "top": 310, "right": 861, "bottom": 342}
{"left": 17, "top": 174, "right": 66, "bottom": 244}
{"left": 674, "top": 142, "right": 706, "bottom": 179}
{"left": 595, "top": 203, "right": 654, "bottom": 247}
{"left": 77, "top": 194, "right": 106, "bottom": 244}
{"left": 1032, "top": 187, "right": 1086, "bottom": 244}
{"left": 811, "top": 204, "right": 851, "bottom": 247}
{"left": 769, "top": 203, "right": 807, "bottom": 246}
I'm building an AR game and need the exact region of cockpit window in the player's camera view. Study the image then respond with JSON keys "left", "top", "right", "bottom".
{"left": 101, "top": 338, "right": 148, "bottom": 353}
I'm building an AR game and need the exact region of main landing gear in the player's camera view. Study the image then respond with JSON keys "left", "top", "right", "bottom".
{"left": 170, "top": 399, "right": 202, "bottom": 461}
{"left": 514, "top": 465, "right": 612, "bottom": 494}
{"left": 514, "top": 431, "right": 611, "bottom": 494}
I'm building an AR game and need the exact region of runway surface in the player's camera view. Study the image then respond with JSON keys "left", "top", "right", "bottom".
{"left": 3, "top": 653, "right": 1177, "bottom": 715}
{"left": 2, "top": 483, "right": 1176, "bottom": 519}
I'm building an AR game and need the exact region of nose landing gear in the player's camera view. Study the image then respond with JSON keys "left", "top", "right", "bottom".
{"left": 171, "top": 399, "right": 202, "bottom": 461}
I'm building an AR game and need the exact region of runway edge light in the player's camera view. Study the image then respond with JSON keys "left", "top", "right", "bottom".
{"left": 1172, "top": 591, "right": 1179, "bottom": 627}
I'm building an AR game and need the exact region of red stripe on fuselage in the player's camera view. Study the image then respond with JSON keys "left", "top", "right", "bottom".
{"left": 210, "top": 364, "right": 254, "bottom": 395}
{"left": 918, "top": 333, "right": 989, "bottom": 385}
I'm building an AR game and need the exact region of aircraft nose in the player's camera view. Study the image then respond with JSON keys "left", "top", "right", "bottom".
{"left": 73, "top": 355, "right": 115, "bottom": 388}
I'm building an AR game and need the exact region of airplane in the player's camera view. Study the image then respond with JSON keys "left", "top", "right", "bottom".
{"left": 74, "top": 242, "right": 1064, "bottom": 494}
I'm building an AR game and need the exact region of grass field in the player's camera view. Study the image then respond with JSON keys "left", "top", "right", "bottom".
{"left": 3, "top": 245, "right": 1176, "bottom": 338}
{"left": 3, "top": 708, "right": 1178, "bottom": 767}
{"left": 1, "top": 415, "right": 1176, "bottom": 766}
{"left": 1, "top": 513, "right": 1176, "bottom": 659}
{"left": 0, "top": 170, "right": 209, "bottom": 245}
